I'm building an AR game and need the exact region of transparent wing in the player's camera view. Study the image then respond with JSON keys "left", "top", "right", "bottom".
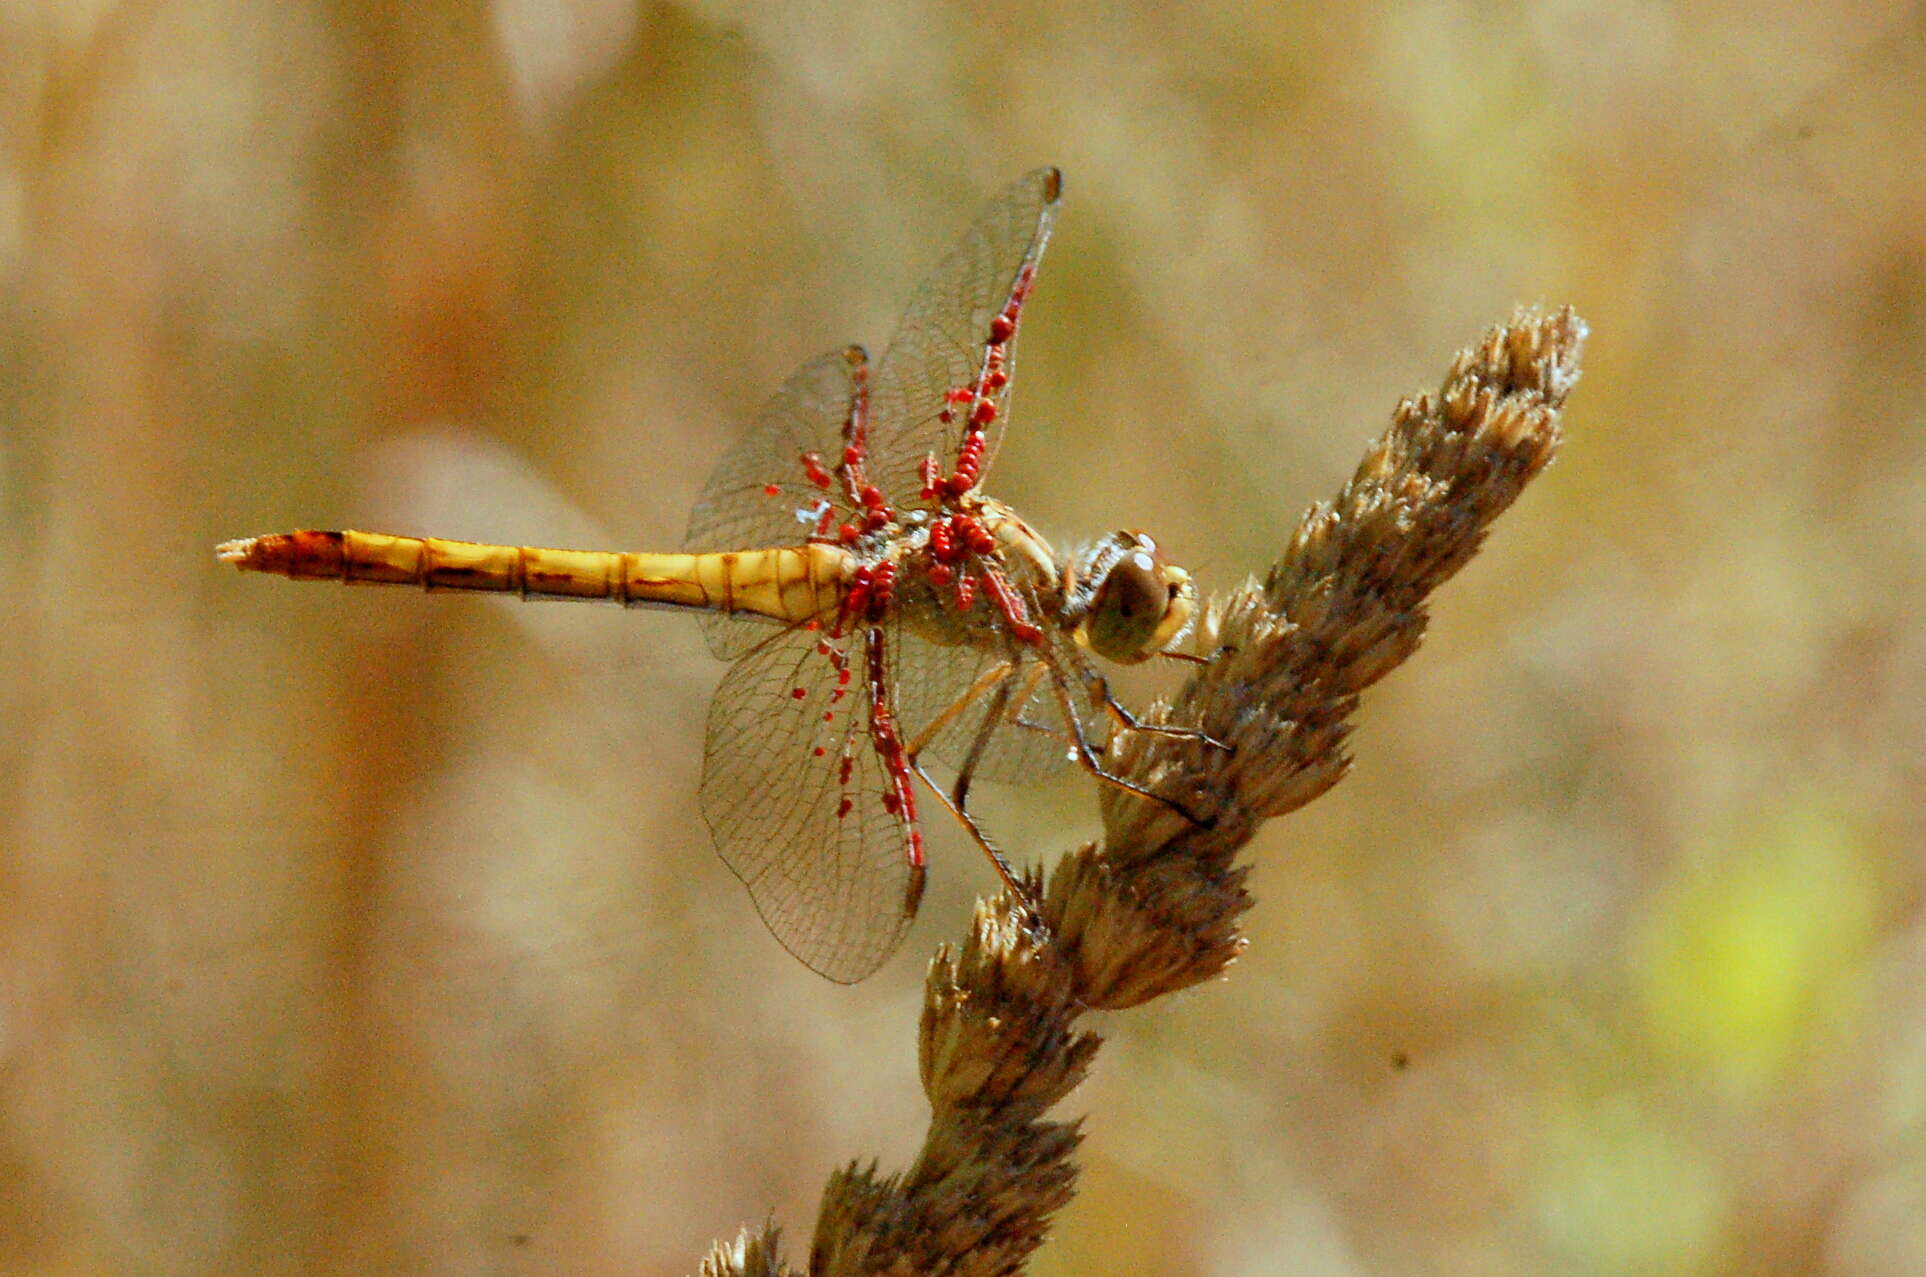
{"left": 891, "top": 636, "right": 1072, "bottom": 784}
{"left": 865, "top": 168, "right": 1063, "bottom": 509}
{"left": 683, "top": 346, "right": 867, "bottom": 660}
{"left": 699, "top": 623, "right": 919, "bottom": 983}
{"left": 889, "top": 583, "right": 1099, "bottom": 787}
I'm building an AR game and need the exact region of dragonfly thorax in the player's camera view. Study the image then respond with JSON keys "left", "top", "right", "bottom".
{"left": 883, "top": 496, "right": 1064, "bottom": 647}
{"left": 1065, "top": 531, "right": 1196, "bottom": 665}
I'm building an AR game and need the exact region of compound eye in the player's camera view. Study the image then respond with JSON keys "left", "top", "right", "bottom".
{"left": 1086, "top": 546, "right": 1176, "bottom": 664}
{"left": 1107, "top": 550, "right": 1163, "bottom": 619}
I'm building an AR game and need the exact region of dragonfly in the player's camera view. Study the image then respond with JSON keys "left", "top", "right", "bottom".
{"left": 218, "top": 168, "right": 1215, "bottom": 983}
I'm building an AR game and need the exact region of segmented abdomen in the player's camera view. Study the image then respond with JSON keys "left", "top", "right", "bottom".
{"left": 216, "top": 530, "right": 848, "bottom": 623}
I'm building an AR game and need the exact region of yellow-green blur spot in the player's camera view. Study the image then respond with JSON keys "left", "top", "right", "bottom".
{"left": 1636, "top": 802, "right": 1884, "bottom": 1093}
{"left": 1532, "top": 1093, "right": 1727, "bottom": 1276}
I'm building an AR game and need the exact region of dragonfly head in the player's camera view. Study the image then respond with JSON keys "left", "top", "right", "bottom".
{"left": 1070, "top": 531, "right": 1196, "bottom": 664}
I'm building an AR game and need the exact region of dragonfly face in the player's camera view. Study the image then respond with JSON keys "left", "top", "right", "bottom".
{"left": 1067, "top": 532, "right": 1196, "bottom": 665}
{"left": 219, "top": 167, "right": 1218, "bottom": 982}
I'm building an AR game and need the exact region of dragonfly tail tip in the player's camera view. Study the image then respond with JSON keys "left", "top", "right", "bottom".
{"left": 215, "top": 537, "right": 265, "bottom": 569}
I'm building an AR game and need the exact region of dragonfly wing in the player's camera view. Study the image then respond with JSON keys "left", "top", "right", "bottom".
{"left": 684, "top": 347, "right": 868, "bottom": 661}
{"left": 866, "top": 168, "right": 1063, "bottom": 507}
{"left": 891, "top": 627, "right": 1084, "bottom": 786}
{"left": 700, "top": 623, "right": 919, "bottom": 983}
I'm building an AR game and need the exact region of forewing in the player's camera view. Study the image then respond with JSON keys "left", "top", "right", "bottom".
{"left": 866, "top": 168, "right": 1063, "bottom": 508}
{"left": 699, "top": 624, "right": 918, "bottom": 983}
{"left": 684, "top": 346, "right": 867, "bottom": 660}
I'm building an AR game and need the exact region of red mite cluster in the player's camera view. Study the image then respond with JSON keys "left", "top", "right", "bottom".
{"left": 760, "top": 257, "right": 1045, "bottom": 867}
{"left": 930, "top": 264, "right": 1031, "bottom": 497}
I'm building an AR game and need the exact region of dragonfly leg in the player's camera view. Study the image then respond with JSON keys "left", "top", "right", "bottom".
{"left": 904, "top": 658, "right": 1018, "bottom": 759}
{"left": 977, "top": 658, "right": 1059, "bottom": 746}
{"left": 1157, "top": 640, "right": 1240, "bottom": 666}
{"left": 911, "top": 760, "right": 1034, "bottom": 912}
{"left": 947, "top": 674, "right": 1015, "bottom": 825}
{"left": 1046, "top": 664, "right": 1217, "bottom": 828}
{"left": 1079, "top": 665, "right": 1232, "bottom": 753}
{"left": 911, "top": 759, "right": 1048, "bottom": 943}
{"left": 928, "top": 679, "right": 1033, "bottom": 895}
{"left": 910, "top": 678, "right": 1047, "bottom": 931}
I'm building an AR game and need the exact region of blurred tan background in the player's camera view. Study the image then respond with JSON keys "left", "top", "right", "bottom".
{"left": 3, "top": 1, "right": 1924, "bottom": 1273}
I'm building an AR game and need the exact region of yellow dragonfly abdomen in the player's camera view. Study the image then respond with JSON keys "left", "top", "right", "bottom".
{"left": 217, "top": 530, "right": 849, "bottom": 625}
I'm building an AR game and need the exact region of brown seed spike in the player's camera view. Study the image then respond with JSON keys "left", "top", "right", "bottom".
{"left": 735, "top": 305, "right": 1583, "bottom": 1277}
